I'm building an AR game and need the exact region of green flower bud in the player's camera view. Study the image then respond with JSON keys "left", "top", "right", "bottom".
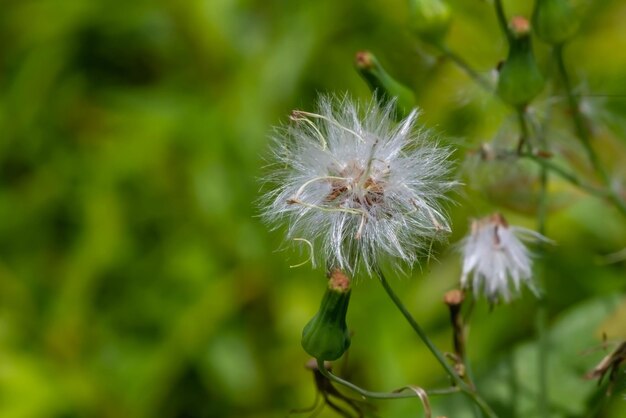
{"left": 301, "top": 270, "right": 352, "bottom": 361}
{"left": 532, "top": 0, "right": 581, "bottom": 45}
{"left": 408, "top": 0, "right": 452, "bottom": 43}
{"left": 497, "top": 17, "right": 545, "bottom": 108}
{"left": 355, "top": 51, "right": 416, "bottom": 117}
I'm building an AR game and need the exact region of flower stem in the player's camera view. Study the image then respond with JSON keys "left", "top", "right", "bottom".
{"left": 553, "top": 45, "right": 602, "bottom": 177}
{"left": 535, "top": 297, "right": 549, "bottom": 418}
{"left": 375, "top": 266, "right": 499, "bottom": 418}
{"left": 378, "top": 268, "right": 459, "bottom": 382}
{"left": 529, "top": 111, "right": 550, "bottom": 418}
{"left": 553, "top": 45, "right": 626, "bottom": 216}
{"left": 518, "top": 150, "right": 626, "bottom": 221}
{"left": 433, "top": 42, "right": 494, "bottom": 93}
{"left": 516, "top": 109, "right": 530, "bottom": 154}
{"left": 494, "top": 0, "right": 511, "bottom": 41}
{"left": 518, "top": 153, "right": 604, "bottom": 197}
{"left": 316, "top": 359, "right": 460, "bottom": 399}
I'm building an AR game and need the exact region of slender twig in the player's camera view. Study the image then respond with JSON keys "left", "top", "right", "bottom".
{"left": 375, "top": 266, "right": 499, "bottom": 418}
{"left": 434, "top": 43, "right": 494, "bottom": 93}
{"left": 517, "top": 152, "right": 604, "bottom": 197}
{"left": 377, "top": 267, "right": 462, "bottom": 385}
{"left": 553, "top": 45, "right": 626, "bottom": 216}
{"left": 522, "top": 110, "right": 550, "bottom": 418}
{"left": 535, "top": 298, "right": 549, "bottom": 418}
{"left": 316, "top": 359, "right": 460, "bottom": 400}
{"left": 461, "top": 294, "right": 478, "bottom": 388}
{"left": 493, "top": 0, "right": 511, "bottom": 41}
{"left": 443, "top": 290, "right": 480, "bottom": 405}
{"left": 516, "top": 109, "right": 530, "bottom": 154}
{"left": 518, "top": 151, "right": 626, "bottom": 218}
{"left": 553, "top": 45, "right": 602, "bottom": 176}
{"left": 607, "top": 190, "right": 626, "bottom": 216}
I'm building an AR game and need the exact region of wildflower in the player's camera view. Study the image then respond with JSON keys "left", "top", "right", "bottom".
{"left": 262, "top": 95, "right": 456, "bottom": 274}
{"left": 460, "top": 213, "right": 544, "bottom": 302}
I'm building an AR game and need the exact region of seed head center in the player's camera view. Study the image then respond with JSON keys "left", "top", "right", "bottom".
{"left": 326, "top": 160, "right": 386, "bottom": 210}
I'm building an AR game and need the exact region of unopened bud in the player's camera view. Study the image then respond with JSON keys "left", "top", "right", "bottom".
{"left": 497, "top": 17, "right": 545, "bottom": 107}
{"left": 301, "top": 269, "right": 352, "bottom": 361}
{"left": 355, "top": 51, "right": 416, "bottom": 116}
{"left": 532, "top": 0, "right": 581, "bottom": 45}
{"left": 444, "top": 289, "right": 464, "bottom": 307}
{"left": 444, "top": 289, "right": 465, "bottom": 360}
{"left": 509, "top": 16, "right": 531, "bottom": 38}
{"left": 408, "top": 0, "right": 452, "bottom": 43}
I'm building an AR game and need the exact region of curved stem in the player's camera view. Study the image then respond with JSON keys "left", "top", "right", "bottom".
{"left": 556, "top": 47, "right": 626, "bottom": 214}
{"left": 374, "top": 266, "right": 499, "bottom": 418}
{"left": 494, "top": 0, "right": 511, "bottom": 41}
{"left": 316, "top": 359, "right": 460, "bottom": 399}
{"left": 524, "top": 110, "right": 550, "bottom": 418}
{"left": 553, "top": 45, "right": 626, "bottom": 216}
{"left": 553, "top": 45, "right": 602, "bottom": 176}
{"left": 518, "top": 153, "right": 605, "bottom": 197}
{"left": 377, "top": 267, "right": 462, "bottom": 385}
{"left": 515, "top": 151, "right": 626, "bottom": 219}
{"left": 516, "top": 109, "right": 530, "bottom": 154}
{"left": 434, "top": 43, "right": 494, "bottom": 93}
{"left": 535, "top": 297, "right": 549, "bottom": 418}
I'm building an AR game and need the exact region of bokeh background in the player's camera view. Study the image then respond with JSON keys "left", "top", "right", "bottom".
{"left": 1, "top": 0, "right": 626, "bottom": 417}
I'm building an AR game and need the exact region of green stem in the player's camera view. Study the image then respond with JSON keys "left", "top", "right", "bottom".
{"left": 316, "top": 359, "right": 460, "bottom": 399}
{"left": 520, "top": 151, "right": 626, "bottom": 217}
{"left": 535, "top": 298, "right": 549, "bottom": 418}
{"left": 434, "top": 43, "right": 494, "bottom": 93}
{"left": 377, "top": 267, "right": 461, "bottom": 384}
{"left": 553, "top": 45, "right": 602, "bottom": 176}
{"left": 518, "top": 153, "right": 605, "bottom": 197}
{"left": 530, "top": 113, "right": 550, "bottom": 418}
{"left": 375, "top": 266, "right": 499, "bottom": 418}
{"left": 494, "top": 0, "right": 511, "bottom": 41}
{"left": 553, "top": 45, "right": 626, "bottom": 216}
{"left": 516, "top": 109, "right": 530, "bottom": 154}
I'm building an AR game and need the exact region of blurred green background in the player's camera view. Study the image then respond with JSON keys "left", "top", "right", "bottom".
{"left": 1, "top": 0, "right": 626, "bottom": 417}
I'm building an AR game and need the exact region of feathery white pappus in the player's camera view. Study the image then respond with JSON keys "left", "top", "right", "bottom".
{"left": 261, "top": 95, "right": 456, "bottom": 274}
{"left": 460, "top": 213, "right": 546, "bottom": 302}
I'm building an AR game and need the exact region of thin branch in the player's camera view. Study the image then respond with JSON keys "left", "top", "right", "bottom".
{"left": 374, "top": 266, "right": 499, "bottom": 418}
{"left": 553, "top": 45, "right": 626, "bottom": 216}
{"left": 316, "top": 359, "right": 460, "bottom": 400}
{"left": 435, "top": 43, "right": 494, "bottom": 93}
{"left": 553, "top": 45, "right": 603, "bottom": 178}
{"left": 493, "top": 0, "right": 511, "bottom": 41}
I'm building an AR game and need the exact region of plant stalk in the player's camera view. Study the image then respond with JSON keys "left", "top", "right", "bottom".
{"left": 316, "top": 359, "right": 460, "bottom": 399}
{"left": 375, "top": 266, "right": 499, "bottom": 418}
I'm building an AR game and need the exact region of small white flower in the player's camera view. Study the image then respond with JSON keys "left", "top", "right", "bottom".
{"left": 460, "top": 213, "right": 545, "bottom": 302}
{"left": 262, "top": 95, "right": 456, "bottom": 274}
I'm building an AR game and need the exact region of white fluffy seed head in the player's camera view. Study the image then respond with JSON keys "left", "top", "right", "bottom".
{"left": 261, "top": 94, "right": 457, "bottom": 274}
{"left": 460, "top": 213, "right": 544, "bottom": 303}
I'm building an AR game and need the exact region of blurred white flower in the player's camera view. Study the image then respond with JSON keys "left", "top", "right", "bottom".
{"left": 460, "top": 213, "right": 545, "bottom": 302}
{"left": 262, "top": 95, "right": 456, "bottom": 274}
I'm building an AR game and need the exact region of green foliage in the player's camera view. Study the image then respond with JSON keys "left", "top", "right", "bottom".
{"left": 438, "top": 296, "right": 623, "bottom": 417}
{"left": 1, "top": 0, "right": 626, "bottom": 417}
{"left": 408, "top": 0, "right": 452, "bottom": 43}
{"left": 533, "top": 0, "right": 582, "bottom": 44}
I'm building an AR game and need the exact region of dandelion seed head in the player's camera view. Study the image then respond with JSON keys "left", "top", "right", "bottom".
{"left": 460, "top": 213, "right": 544, "bottom": 303}
{"left": 261, "top": 95, "right": 456, "bottom": 274}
